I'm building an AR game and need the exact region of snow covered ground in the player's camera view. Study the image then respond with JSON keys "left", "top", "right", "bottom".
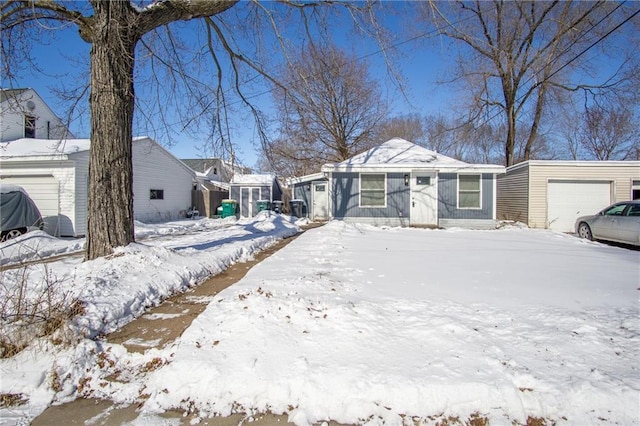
{"left": 1, "top": 214, "right": 638, "bottom": 425}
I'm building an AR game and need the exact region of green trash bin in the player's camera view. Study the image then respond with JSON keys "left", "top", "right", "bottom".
{"left": 256, "top": 200, "right": 271, "bottom": 212}
{"left": 221, "top": 199, "right": 237, "bottom": 218}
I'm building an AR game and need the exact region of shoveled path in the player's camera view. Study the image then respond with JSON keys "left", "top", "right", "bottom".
{"left": 32, "top": 223, "right": 328, "bottom": 426}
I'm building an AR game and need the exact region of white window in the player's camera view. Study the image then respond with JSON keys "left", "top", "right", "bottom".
{"left": 458, "top": 174, "right": 481, "bottom": 209}
{"left": 360, "top": 174, "right": 386, "bottom": 207}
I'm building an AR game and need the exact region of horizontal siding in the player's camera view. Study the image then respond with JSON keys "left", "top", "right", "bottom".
{"left": 332, "top": 172, "right": 409, "bottom": 220}
{"left": 72, "top": 152, "right": 89, "bottom": 236}
{"left": 437, "top": 173, "right": 495, "bottom": 220}
{"left": 529, "top": 163, "right": 639, "bottom": 229}
{"left": 132, "top": 139, "right": 194, "bottom": 223}
{"left": 496, "top": 164, "right": 529, "bottom": 223}
{"left": 0, "top": 161, "right": 80, "bottom": 237}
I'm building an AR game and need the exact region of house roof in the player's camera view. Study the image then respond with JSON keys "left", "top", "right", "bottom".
{"left": 182, "top": 158, "right": 220, "bottom": 173}
{"left": 506, "top": 159, "right": 640, "bottom": 172}
{"left": 321, "top": 138, "right": 504, "bottom": 173}
{"left": 1, "top": 137, "right": 195, "bottom": 176}
{"left": 231, "top": 174, "right": 277, "bottom": 185}
{"left": 0, "top": 88, "right": 29, "bottom": 104}
{"left": 1, "top": 138, "right": 91, "bottom": 158}
{"left": 285, "top": 172, "right": 326, "bottom": 187}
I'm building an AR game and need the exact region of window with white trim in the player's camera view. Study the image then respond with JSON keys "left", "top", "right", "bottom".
{"left": 458, "top": 174, "right": 481, "bottom": 209}
{"left": 360, "top": 174, "right": 386, "bottom": 207}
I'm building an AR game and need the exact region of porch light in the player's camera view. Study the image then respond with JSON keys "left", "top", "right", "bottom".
{"left": 404, "top": 174, "right": 409, "bottom": 186}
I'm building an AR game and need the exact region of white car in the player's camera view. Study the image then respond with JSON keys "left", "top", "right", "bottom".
{"left": 575, "top": 201, "right": 640, "bottom": 247}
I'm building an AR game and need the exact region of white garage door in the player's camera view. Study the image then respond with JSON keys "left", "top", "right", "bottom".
{"left": 547, "top": 180, "right": 612, "bottom": 232}
{"left": 0, "top": 175, "right": 61, "bottom": 235}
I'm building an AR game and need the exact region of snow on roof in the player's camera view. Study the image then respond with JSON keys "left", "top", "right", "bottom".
{"left": 231, "top": 174, "right": 276, "bottom": 185}
{"left": 337, "top": 138, "right": 466, "bottom": 168}
{"left": 0, "top": 136, "right": 153, "bottom": 158}
{"left": 1, "top": 138, "right": 91, "bottom": 157}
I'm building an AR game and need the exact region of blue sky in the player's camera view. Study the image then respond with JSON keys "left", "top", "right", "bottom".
{"left": 7, "top": 2, "right": 637, "bottom": 168}
{"left": 8, "top": 3, "right": 454, "bottom": 169}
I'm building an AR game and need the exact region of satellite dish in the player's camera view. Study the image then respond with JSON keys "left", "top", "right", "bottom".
{"left": 26, "top": 100, "right": 36, "bottom": 111}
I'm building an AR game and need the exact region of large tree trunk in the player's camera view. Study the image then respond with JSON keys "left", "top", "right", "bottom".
{"left": 85, "top": 1, "right": 138, "bottom": 260}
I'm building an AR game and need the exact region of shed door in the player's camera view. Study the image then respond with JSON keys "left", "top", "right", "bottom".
{"left": 410, "top": 171, "right": 437, "bottom": 226}
{"left": 547, "top": 180, "right": 612, "bottom": 232}
{"left": 240, "top": 187, "right": 250, "bottom": 218}
{"left": 312, "top": 182, "right": 329, "bottom": 220}
{"left": 0, "top": 175, "right": 61, "bottom": 235}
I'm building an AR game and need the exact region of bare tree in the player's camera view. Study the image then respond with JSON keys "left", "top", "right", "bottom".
{"left": 1, "top": 1, "right": 380, "bottom": 259}
{"left": 374, "top": 114, "right": 427, "bottom": 146}
{"left": 578, "top": 105, "right": 639, "bottom": 160}
{"left": 425, "top": 1, "right": 640, "bottom": 166}
{"left": 266, "top": 44, "right": 388, "bottom": 176}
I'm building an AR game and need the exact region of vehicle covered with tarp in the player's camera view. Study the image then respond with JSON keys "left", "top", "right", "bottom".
{"left": 0, "top": 184, "right": 44, "bottom": 241}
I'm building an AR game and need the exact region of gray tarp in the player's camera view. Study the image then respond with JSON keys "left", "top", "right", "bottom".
{"left": 0, "top": 185, "right": 43, "bottom": 232}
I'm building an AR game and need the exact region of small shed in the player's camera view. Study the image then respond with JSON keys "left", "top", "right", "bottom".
{"left": 497, "top": 160, "right": 640, "bottom": 232}
{"left": 230, "top": 174, "right": 283, "bottom": 218}
{"left": 0, "top": 137, "right": 195, "bottom": 237}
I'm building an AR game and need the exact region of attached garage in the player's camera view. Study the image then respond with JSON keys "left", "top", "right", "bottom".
{"left": 1, "top": 137, "right": 195, "bottom": 237}
{"left": 547, "top": 180, "right": 612, "bottom": 232}
{"left": 497, "top": 160, "right": 639, "bottom": 232}
{"left": 0, "top": 175, "right": 63, "bottom": 235}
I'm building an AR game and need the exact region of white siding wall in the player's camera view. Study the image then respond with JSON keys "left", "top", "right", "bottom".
{"left": 0, "top": 159, "right": 83, "bottom": 236}
{"left": 132, "top": 138, "right": 194, "bottom": 223}
{"left": 528, "top": 162, "right": 640, "bottom": 229}
{"left": 71, "top": 152, "right": 90, "bottom": 236}
{"left": 1, "top": 89, "right": 69, "bottom": 142}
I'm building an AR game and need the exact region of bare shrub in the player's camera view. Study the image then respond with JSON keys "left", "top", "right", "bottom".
{"left": 0, "top": 261, "right": 84, "bottom": 358}
{"left": 0, "top": 392, "right": 28, "bottom": 408}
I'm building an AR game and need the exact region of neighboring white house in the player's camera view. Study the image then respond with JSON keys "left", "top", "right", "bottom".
{"left": 0, "top": 88, "right": 73, "bottom": 142}
{"left": 0, "top": 137, "right": 195, "bottom": 237}
{"left": 182, "top": 158, "right": 252, "bottom": 185}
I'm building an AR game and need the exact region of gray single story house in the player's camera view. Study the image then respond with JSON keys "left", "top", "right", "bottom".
{"left": 230, "top": 174, "right": 283, "bottom": 218}
{"left": 290, "top": 138, "right": 505, "bottom": 228}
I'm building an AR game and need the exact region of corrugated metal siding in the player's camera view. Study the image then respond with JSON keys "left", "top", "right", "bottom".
{"left": 332, "top": 172, "right": 409, "bottom": 219}
{"left": 528, "top": 163, "right": 639, "bottom": 229}
{"left": 496, "top": 164, "right": 529, "bottom": 223}
{"left": 437, "top": 173, "right": 495, "bottom": 219}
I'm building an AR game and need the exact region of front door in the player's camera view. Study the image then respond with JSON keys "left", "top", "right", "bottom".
{"left": 410, "top": 171, "right": 437, "bottom": 226}
{"left": 312, "top": 181, "right": 329, "bottom": 220}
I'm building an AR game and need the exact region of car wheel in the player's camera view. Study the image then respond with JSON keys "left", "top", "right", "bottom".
{"left": 1, "top": 228, "right": 25, "bottom": 242}
{"left": 578, "top": 222, "right": 593, "bottom": 241}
